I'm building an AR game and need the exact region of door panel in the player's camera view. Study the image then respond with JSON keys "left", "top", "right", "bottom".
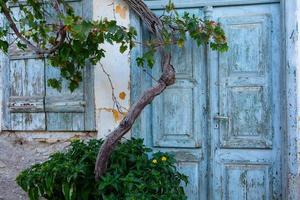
{"left": 210, "top": 4, "right": 282, "bottom": 199}
{"left": 218, "top": 14, "right": 272, "bottom": 149}
{"left": 222, "top": 162, "right": 272, "bottom": 200}
{"left": 152, "top": 26, "right": 204, "bottom": 148}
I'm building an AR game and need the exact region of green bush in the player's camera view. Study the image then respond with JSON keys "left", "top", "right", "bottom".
{"left": 16, "top": 138, "right": 188, "bottom": 200}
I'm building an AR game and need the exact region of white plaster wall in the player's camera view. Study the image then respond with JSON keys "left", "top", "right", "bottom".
{"left": 93, "top": 0, "right": 131, "bottom": 138}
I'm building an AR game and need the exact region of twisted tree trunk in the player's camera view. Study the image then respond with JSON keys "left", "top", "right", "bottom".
{"left": 94, "top": 0, "right": 176, "bottom": 180}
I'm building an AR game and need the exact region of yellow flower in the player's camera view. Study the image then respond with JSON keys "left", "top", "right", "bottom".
{"left": 152, "top": 159, "right": 158, "bottom": 164}
{"left": 161, "top": 156, "right": 167, "bottom": 161}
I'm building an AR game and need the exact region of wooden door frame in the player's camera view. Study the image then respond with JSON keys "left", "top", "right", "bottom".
{"left": 282, "top": 0, "right": 300, "bottom": 199}
{"left": 130, "top": 0, "right": 299, "bottom": 199}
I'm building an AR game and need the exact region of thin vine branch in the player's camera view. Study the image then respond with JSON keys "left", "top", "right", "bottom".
{"left": 99, "top": 62, "right": 128, "bottom": 113}
{"left": 141, "top": 68, "right": 159, "bottom": 83}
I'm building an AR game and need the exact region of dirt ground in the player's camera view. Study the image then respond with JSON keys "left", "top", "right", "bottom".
{"left": 0, "top": 134, "right": 72, "bottom": 200}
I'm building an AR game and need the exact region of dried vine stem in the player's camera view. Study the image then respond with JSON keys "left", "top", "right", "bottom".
{"left": 94, "top": 0, "right": 175, "bottom": 179}
{"left": 99, "top": 62, "right": 128, "bottom": 113}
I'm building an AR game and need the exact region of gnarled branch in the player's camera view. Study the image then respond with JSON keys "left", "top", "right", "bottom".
{"left": 125, "top": 0, "right": 162, "bottom": 34}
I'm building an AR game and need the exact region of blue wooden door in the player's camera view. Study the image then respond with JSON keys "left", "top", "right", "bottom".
{"left": 132, "top": 1, "right": 283, "bottom": 200}
{"left": 210, "top": 4, "right": 282, "bottom": 200}
{"left": 1, "top": 0, "right": 95, "bottom": 131}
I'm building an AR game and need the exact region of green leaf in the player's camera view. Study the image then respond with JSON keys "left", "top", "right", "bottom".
{"left": 16, "top": 42, "right": 27, "bottom": 51}
{"left": 69, "top": 80, "right": 79, "bottom": 92}
{"left": 177, "top": 38, "right": 185, "bottom": 48}
{"left": 47, "top": 79, "right": 62, "bottom": 92}
{"left": 120, "top": 43, "right": 128, "bottom": 53}
{"left": 63, "top": 15, "right": 75, "bottom": 26}
{"left": 62, "top": 183, "right": 70, "bottom": 200}
{"left": 69, "top": 184, "right": 75, "bottom": 200}
{"left": 0, "top": 40, "right": 8, "bottom": 53}
{"left": 28, "top": 188, "right": 39, "bottom": 200}
{"left": 80, "top": 189, "right": 90, "bottom": 200}
{"left": 165, "top": 0, "right": 175, "bottom": 12}
{"left": 136, "top": 57, "right": 144, "bottom": 67}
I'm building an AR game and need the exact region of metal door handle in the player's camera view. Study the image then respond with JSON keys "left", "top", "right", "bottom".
{"left": 214, "top": 115, "right": 231, "bottom": 130}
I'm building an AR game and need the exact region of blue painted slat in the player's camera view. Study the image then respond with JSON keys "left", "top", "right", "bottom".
{"left": 9, "top": 59, "right": 46, "bottom": 130}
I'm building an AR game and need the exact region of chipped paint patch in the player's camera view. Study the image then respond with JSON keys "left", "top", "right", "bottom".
{"left": 119, "top": 91, "right": 126, "bottom": 100}
{"left": 115, "top": 4, "right": 128, "bottom": 19}
{"left": 95, "top": 108, "right": 131, "bottom": 139}
{"left": 99, "top": 107, "right": 127, "bottom": 122}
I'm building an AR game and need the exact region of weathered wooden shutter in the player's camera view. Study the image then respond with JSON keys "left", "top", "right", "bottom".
{"left": 1, "top": 0, "right": 95, "bottom": 131}
{"left": 45, "top": 65, "right": 94, "bottom": 131}
{"left": 6, "top": 58, "right": 46, "bottom": 130}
